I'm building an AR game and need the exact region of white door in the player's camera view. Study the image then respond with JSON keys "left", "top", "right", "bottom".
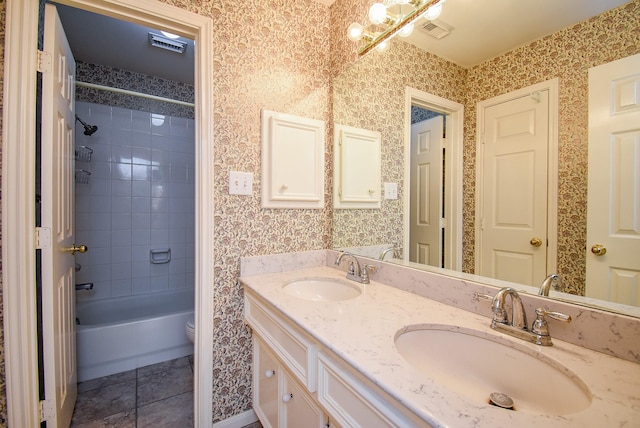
{"left": 477, "top": 91, "right": 549, "bottom": 286}
{"left": 410, "top": 116, "right": 443, "bottom": 266}
{"left": 41, "top": 4, "right": 79, "bottom": 426}
{"left": 586, "top": 54, "right": 640, "bottom": 305}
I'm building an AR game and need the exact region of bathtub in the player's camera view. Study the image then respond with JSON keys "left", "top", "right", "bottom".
{"left": 76, "top": 288, "right": 194, "bottom": 382}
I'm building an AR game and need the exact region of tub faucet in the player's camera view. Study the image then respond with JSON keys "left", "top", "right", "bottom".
{"left": 75, "top": 282, "right": 94, "bottom": 291}
{"left": 539, "top": 274, "right": 562, "bottom": 296}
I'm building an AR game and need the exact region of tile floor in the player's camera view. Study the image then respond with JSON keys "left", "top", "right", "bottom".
{"left": 71, "top": 356, "right": 262, "bottom": 428}
{"left": 71, "top": 356, "right": 194, "bottom": 427}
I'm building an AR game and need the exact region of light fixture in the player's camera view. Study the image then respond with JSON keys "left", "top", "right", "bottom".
{"left": 346, "top": 0, "right": 446, "bottom": 55}
{"left": 160, "top": 31, "right": 181, "bottom": 40}
{"left": 397, "top": 22, "right": 415, "bottom": 38}
{"left": 422, "top": 3, "right": 443, "bottom": 20}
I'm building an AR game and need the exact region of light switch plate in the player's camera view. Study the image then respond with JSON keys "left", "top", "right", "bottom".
{"left": 384, "top": 182, "right": 398, "bottom": 200}
{"left": 229, "top": 171, "right": 253, "bottom": 195}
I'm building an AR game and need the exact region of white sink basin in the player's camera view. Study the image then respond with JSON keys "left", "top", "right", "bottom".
{"left": 283, "top": 278, "right": 361, "bottom": 301}
{"left": 394, "top": 325, "right": 592, "bottom": 415}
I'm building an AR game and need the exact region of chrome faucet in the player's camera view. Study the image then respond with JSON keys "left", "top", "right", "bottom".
{"left": 335, "top": 252, "right": 376, "bottom": 284}
{"left": 490, "top": 287, "right": 571, "bottom": 346}
{"left": 378, "top": 246, "right": 396, "bottom": 260}
{"left": 539, "top": 273, "right": 562, "bottom": 296}
{"left": 491, "top": 287, "right": 528, "bottom": 330}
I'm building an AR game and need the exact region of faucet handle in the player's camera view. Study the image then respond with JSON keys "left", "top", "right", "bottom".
{"left": 360, "top": 264, "right": 377, "bottom": 283}
{"left": 531, "top": 307, "right": 571, "bottom": 343}
{"left": 541, "top": 308, "right": 572, "bottom": 323}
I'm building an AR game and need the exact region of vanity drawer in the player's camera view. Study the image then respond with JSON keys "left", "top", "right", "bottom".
{"left": 245, "top": 292, "right": 318, "bottom": 392}
{"left": 317, "top": 350, "right": 431, "bottom": 428}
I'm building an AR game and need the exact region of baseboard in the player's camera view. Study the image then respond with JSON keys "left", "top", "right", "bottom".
{"left": 212, "top": 409, "right": 258, "bottom": 428}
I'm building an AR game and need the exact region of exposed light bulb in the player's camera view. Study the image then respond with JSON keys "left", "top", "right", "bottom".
{"left": 161, "top": 31, "right": 180, "bottom": 39}
{"left": 347, "top": 22, "right": 365, "bottom": 41}
{"left": 422, "top": 3, "right": 442, "bottom": 20}
{"left": 376, "top": 39, "right": 390, "bottom": 52}
{"left": 368, "top": 3, "right": 388, "bottom": 25}
{"left": 397, "top": 22, "right": 414, "bottom": 38}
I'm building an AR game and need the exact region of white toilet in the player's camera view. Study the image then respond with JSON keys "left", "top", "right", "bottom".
{"left": 186, "top": 316, "right": 195, "bottom": 343}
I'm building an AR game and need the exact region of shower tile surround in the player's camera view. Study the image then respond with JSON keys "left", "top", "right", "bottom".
{"left": 74, "top": 101, "right": 195, "bottom": 301}
{"left": 240, "top": 250, "right": 640, "bottom": 426}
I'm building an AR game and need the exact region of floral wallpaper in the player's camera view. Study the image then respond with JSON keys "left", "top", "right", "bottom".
{"left": 332, "top": 40, "right": 466, "bottom": 250}
{"left": 75, "top": 61, "right": 195, "bottom": 118}
{"left": 332, "top": 0, "right": 640, "bottom": 297}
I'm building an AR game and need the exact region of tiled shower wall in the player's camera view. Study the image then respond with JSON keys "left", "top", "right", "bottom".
{"left": 74, "top": 101, "right": 195, "bottom": 301}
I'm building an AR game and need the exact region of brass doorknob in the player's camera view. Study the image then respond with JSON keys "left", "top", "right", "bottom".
{"left": 62, "top": 244, "right": 88, "bottom": 255}
{"left": 591, "top": 244, "right": 606, "bottom": 256}
{"left": 530, "top": 237, "right": 543, "bottom": 247}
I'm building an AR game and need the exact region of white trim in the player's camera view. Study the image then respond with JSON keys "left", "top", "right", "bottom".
{"left": 1, "top": 0, "right": 215, "bottom": 426}
{"left": 474, "top": 78, "right": 559, "bottom": 277}
{"left": 403, "top": 87, "right": 464, "bottom": 271}
{"left": 212, "top": 409, "right": 258, "bottom": 428}
{"left": 2, "top": 1, "right": 41, "bottom": 426}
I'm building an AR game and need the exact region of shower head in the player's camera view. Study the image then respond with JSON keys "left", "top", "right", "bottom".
{"left": 75, "top": 115, "right": 98, "bottom": 136}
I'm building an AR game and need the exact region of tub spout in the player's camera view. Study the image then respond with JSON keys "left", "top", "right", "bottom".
{"left": 75, "top": 282, "right": 94, "bottom": 291}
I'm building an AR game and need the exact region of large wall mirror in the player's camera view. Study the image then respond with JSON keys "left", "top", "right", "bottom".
{"left": 332, "top": 0, "right": 640, "bottom": 317}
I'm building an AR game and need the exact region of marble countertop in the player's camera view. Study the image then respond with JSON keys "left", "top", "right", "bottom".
{"left": 240, "top": 265, "right": 640, "bottom": 428}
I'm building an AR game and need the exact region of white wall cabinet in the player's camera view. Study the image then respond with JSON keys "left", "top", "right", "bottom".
{"left": 261, "top": 110, "right": 325, "bottom": 209}
{"left": 334, "top": 124, "right": 381, "bottom": 209}
{"left": 244, "top": 290, "right": 431, "bottom": 428}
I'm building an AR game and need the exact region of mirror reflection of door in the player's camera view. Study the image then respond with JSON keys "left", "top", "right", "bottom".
{"left": 409, "top": 114, "right": 444, "bottom": 266}
{"left": 476, "top": 85, "right": 554, "bottom": 287}
{"left": 586, "top": 53, "right": 640, "bottom": 305}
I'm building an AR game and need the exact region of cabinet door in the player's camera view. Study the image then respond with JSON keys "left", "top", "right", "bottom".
{"left": 254, "top": 339, "right": 279, "bottom": 428}
{"left": 280, "top": 369, "right": 326, "bottom": 428}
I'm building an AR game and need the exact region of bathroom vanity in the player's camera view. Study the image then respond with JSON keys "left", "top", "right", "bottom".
{"left": 240, "top": 250, "right": 640, "bottom": 427}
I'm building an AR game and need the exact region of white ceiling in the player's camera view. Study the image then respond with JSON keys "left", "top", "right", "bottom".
{"left": 54, "top": 0, "right": 631, "bottom": 85}
{"left": 402, "top": 0, "right": 631, "bottom": 68}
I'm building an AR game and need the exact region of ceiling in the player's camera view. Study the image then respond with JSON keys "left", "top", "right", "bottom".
{"left": 402, "top": 0, "right": 631, "bottom": 68}
{"left": 54, "top": 2, "right": 195, "bottom": 84}
{"left": 54, "top": 0, "right": 631, "bottom": 85}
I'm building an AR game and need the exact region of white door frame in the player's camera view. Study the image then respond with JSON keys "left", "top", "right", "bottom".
{"left": 475, "top": 78, "right": 559, "bottom": 277}
{"left": 1, "top": 0, "right": 214, "bottom": 426}
{"left": 403, "top": 87, "right": 464, "bottom": 271}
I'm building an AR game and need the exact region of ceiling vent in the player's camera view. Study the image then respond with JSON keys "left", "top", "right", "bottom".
{"left": 148, "top": 33, "right": 187, "bottom": 54}
{"left": 419, "top": 19, "right": 453, "bottom": 40}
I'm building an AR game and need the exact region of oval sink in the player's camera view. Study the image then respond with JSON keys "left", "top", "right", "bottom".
{"left": 283, "top": 278, "right": 361, "bottom": 301}
{"left": 394, "top": 325, "right": 592, "bottom": 415}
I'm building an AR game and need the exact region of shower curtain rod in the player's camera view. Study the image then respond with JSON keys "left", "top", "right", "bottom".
{"left": 75, "top": 81, "right": 195, "bottom": 108}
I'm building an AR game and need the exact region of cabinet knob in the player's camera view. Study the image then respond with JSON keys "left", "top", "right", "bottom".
{"left": 265, "top": 370, "right": 275, "bottom": 378}
{"left": 282, "top": 393, "right": 293, "bottom": 403}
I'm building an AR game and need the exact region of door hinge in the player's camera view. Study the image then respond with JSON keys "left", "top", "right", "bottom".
{"left": 37, "top": 50, "right": 52, "bottom": 74}
{"left": 35, "top": 227, "right": 51, "bottom": 249}
{"left": 39, "top": 399, "right": 55, "bottom": 423}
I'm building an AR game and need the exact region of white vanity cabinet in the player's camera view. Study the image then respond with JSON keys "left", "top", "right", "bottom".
{"left": 253, "top": 338, "right": 327, "bottom": 428}
{"left": 244, "top": 289, "right": 431, "bottom": 428}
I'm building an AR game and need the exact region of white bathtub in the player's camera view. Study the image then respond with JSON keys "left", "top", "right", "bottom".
{"left": 76, "top": 288, "right": 194, "bottom": 382}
